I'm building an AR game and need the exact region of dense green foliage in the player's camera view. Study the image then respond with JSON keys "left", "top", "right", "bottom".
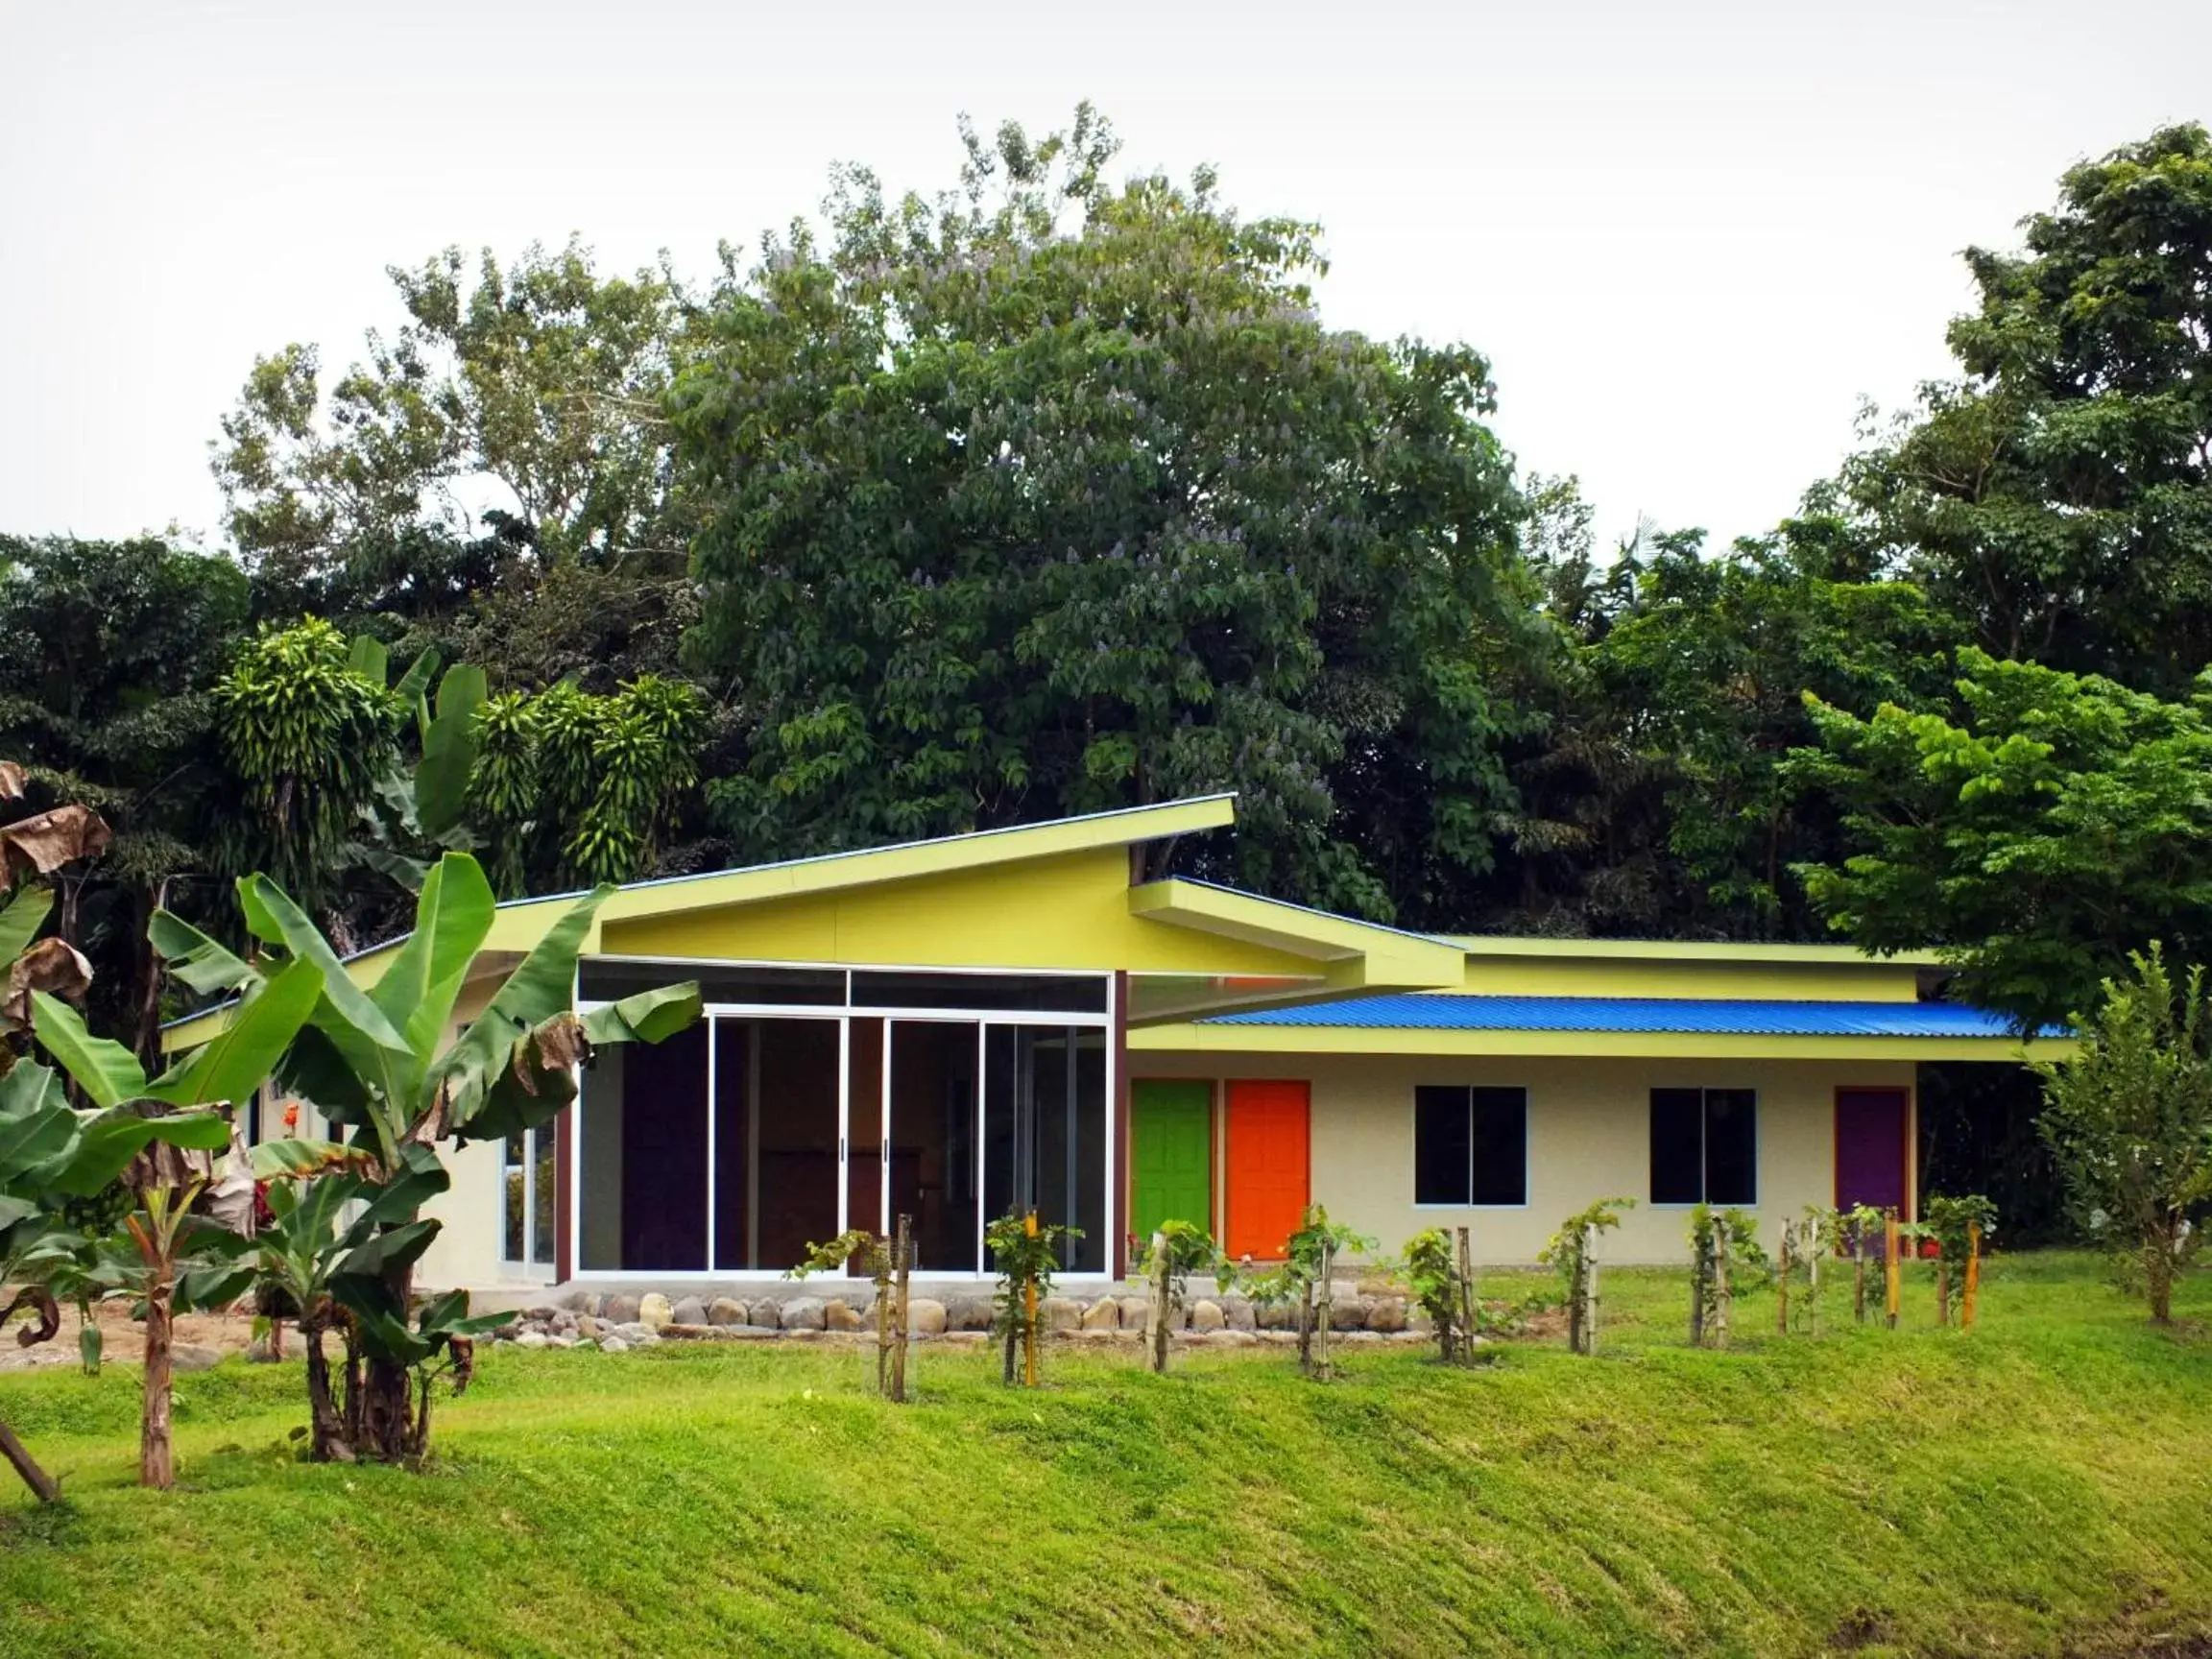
{"left": 5, "top": 1258, "right": 2211, "bottom": 1655}
{"left": 670, "top": 110, "right": 1528, "bottom": 920}
{"left": 7, "top": 109, "right": 2212, "bottom": 1218}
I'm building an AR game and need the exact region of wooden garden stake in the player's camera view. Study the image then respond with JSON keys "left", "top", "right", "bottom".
{"left": 1884, "top": 1212, "right": 1901, "bottom": 1331}
{"left": 1455, "top": 1227, "right": 1479, "bottom": 1358}
{"left": 1853, "top": 1224, "right": 1868, "bottom": 1325}
{"left": 1807, "top": 1217, "right": 1822, "bottom": 1338}
{"left": 1962, "top": 1221, "right": 1982, "bottom": 1332}
{"left": 1690, "top": 1223, "right": 1709, "bottom": 1347}
{"left": 1314, "top": 1235, "right": 1336, "bottom": 1382}
{"left": 1580, "top": 1221, "right": 1599, "bottom": 1356}
{"left": 1022, "top": 1211, "right": 1041, "bottom": 1389}
{"left": 1712, "top": 1217, "right": 1731, "bottom": 1351}
{"left": 1777, "top": 1221, "right": 1792, "bottom": 1337}
{"left": 876, "top": 1250, "right": 894, "bottom": 1397}
{"left": 1147, "top": 1229, "right": 1171, "bottom": 1375}
{"left": 890, "top": 1214, "right": 912, "bottom": 1405}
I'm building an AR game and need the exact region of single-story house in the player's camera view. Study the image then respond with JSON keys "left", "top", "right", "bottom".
{"left": 166, "top": 795, "right": 2060, "bottom": 1290}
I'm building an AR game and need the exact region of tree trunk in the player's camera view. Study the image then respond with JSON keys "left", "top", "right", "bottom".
{"left": 1936, "top": 1259, "right": 1951, "bottom": 1327}
{"left": 1455, "top": 1227, "right": 1478, "bottom": 1365}
{"left": 303, "top": 1319, "right": 355, "bottom": 1462}
{"left": 2148, "top": 1231, "right": 2176, "bottom": 1325}
{"left": 0, "top": 1416, "right": 60, "bottom": 1503}
{"left": 1022, "top": 1212, "right": 1041, "bottom": 1389}
{"left": 1854, "top": 1229, "right": 1868, "bottom": 1325}
{"left": 141, "top": 1274, "right": 175, "bottom": 1490}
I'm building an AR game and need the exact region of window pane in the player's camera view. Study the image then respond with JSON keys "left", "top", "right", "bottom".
{"left": 1413, "top": 1086, "right": 1473, "bottom": 1205}
{"left": 853, "top": 972, "right": 1107, "bottom": 1013}
{"left": 532, "top": 1129, "right": 556, "bottom": 1266}
{"left": 1468, "top": 1088, "right": 1527, "bottom": 1206}
{"left": 1649, "top": 1089, "right": 1704, "bottom": 1204}
{"left": 503, "top": 1131, "right": 526, "bottom": 1262}
{"left": 1703, "top": 1090, "right": 1758, "bottom": 1205}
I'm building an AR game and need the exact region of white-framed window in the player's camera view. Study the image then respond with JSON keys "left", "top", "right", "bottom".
{"left": 501, "top": 1126, "right": 556, "bottom": 1273}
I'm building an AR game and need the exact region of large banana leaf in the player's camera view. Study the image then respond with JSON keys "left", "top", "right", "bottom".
{"left": 145, "top": 957, "right": 321, "bottom": 1111}
{"left": 29, "top": 991, "right": 147, "bottom": 1108}
{"left": 44, "top": 1105, "right": 234, "bottom": 1197}
{"left": 367, "top": 854, "right": 494, "bottom": 1065}
{"left": 238, "top": 874, "right": 417, "bottom": 1116}
{"left": 0, "top": 884, "right": 53, "bottom": 966}
{"left": 583, "top": 982, "right": 705, "bottom": 1046}
{"left": 251, "top": 1138, "right": 380, "bottom": 1180}
{"left": 432, "top": 884, "right": 613, "bottom": 1135}
{"left": 0, "top": 1062, "right": 75, "bottom": 1180}
{"left": 148, "top": 910, "right": 261, "bottom": 997}
{"left": 337, "top": 1216, "right": 439, "bottom": 1280}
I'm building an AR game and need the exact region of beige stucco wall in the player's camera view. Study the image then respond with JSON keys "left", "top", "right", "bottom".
{"left": 1131, "top": 1049, "right": 1915, "bottom": 1265}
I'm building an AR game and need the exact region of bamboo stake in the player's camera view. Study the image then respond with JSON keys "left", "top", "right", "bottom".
{"left": 1962, "top": 1221, "right": 1982, "bottom": 1332}
{"left": 890, "top": 1214, "right": 911, "bottom": 1405}
{"left": 1884, "top": 1212, "right": 1901, "bottom": 1331}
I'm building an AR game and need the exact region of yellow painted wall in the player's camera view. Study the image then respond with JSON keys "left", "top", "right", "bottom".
{"left": 1459, "top": 956, "right": 1920, "bottom": 1002}
{"left": 601, "top": 849, "right": 1320, "bottom": 977}
{"left": 1132, "top": 1048, "right": 1916, "bottom": 1265}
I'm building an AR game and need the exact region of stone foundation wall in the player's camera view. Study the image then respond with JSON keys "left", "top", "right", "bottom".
{"left": 492, "top": 1283, "right": 1436, "bottom": 1353}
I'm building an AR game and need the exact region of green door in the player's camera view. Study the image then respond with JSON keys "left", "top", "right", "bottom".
{"left": 1133, "top": 1080, "right": 1213, "bottom": 1242}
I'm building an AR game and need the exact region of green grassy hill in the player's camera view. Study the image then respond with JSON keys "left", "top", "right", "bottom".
{"left": 5, "top": 1255, "right": 2211, "bottom": 1658}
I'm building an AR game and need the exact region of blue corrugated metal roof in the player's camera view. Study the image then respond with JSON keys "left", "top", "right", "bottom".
{"left": 1202, "top": 993, "right": 2050, "bottom": 1039}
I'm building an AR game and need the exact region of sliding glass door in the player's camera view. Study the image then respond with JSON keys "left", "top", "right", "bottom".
{"left": 574, "top": 964, "right": 1113, "bottom": 1278}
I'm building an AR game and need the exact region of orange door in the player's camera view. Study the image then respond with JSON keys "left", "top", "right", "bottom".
{"left": 1225, "top": 1080, "right": 1310, "bottom": 1261}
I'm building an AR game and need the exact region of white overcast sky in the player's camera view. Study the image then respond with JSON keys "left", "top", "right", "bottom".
{"left": 2, "top": 0, "right": 2205, "bottom": 552}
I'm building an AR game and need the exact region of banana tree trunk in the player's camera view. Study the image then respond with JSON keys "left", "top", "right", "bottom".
{"left": 359, "top": 1261, "right": 419, "bottom": 1462}
{"left": 303, "top": 1315, "right": 355, "bottom": 1463}
{"left": 141, "top": 1273, "right": 175, "bottom": 1490}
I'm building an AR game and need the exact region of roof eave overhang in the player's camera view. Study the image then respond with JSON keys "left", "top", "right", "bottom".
{"left": 1125, "top": 879, "right": 1465, "bottom": 1024}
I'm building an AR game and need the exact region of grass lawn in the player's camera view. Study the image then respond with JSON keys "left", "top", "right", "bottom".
{"left": 5, "top": 1253, "right": 2212, "bottom": 1658}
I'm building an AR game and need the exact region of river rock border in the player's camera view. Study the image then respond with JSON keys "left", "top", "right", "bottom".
{"left": 490, "top": 1286, "right": 1437, "bottom": 1352}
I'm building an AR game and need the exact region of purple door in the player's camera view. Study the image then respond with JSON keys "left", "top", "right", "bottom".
{"left": 1835, "top": 1089, "right": 1908, "bottom": 1214}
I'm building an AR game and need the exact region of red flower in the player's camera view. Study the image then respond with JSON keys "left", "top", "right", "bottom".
{"left": 281, "top": 1101, "right": 300, "bottom": 1133}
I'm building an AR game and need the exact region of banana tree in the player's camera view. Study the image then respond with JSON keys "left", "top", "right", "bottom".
{"left": 0, "top": 1059, "right": 232, "bottom": 1501}
{"left": 156, "top": 850, "right": 697, "bottom": 1463}
{"left": 26, "top": 956, "right": 322, "bottom": 1489}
